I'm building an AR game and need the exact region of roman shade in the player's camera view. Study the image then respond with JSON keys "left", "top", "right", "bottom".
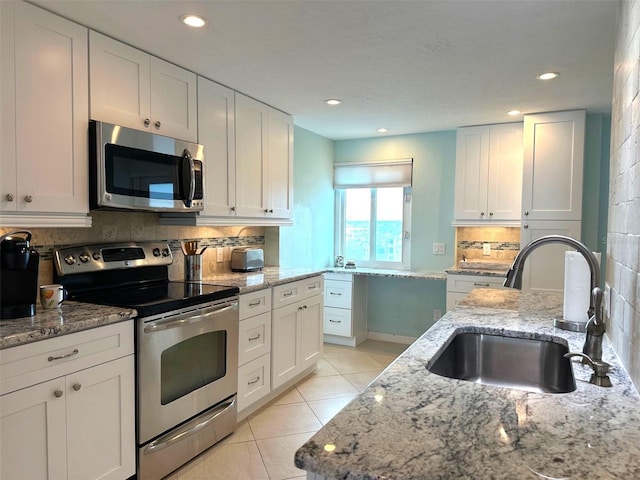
{"left": 333, "top": 158, "right": 413, "bottom": 188}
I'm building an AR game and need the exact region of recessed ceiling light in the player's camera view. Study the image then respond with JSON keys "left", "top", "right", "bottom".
{"left": 325, "top": 99, "right": 342, "bottom": 106}
{"left": 536, "top": 72, "right": 559, "bottom": 80}
{"left": 507, "top": 110, "right": 521, "bottom": 116}
{"left": 377, "top": 128, "right": 389, "bottom": 133}
{"left": 181, "top": 15, "right": 207, "bottom": 28}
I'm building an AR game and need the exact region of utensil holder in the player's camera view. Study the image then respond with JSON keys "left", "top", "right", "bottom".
{"left": 184, "top": 254, "right": 202, "bottom": 282}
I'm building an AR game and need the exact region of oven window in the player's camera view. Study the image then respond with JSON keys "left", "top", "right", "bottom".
{"left": 160, "top": 331, "right": 227, "bottom": 405}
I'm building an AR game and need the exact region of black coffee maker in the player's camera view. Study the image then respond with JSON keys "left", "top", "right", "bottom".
{"left": 1, "top": 230, "right": 40, "bottom": 319}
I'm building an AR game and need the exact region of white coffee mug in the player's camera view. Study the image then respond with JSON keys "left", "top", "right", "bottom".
{"left": 39, "top": 284, "right": 68, "bottom": 309}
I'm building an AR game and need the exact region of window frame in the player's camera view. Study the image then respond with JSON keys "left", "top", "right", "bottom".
{"left": 334, "top": 186, "right": 412, "bottom": 270}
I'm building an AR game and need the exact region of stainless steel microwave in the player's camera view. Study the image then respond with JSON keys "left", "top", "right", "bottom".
{"left": 89, "top": 120, "right": 205, "bottom": 213}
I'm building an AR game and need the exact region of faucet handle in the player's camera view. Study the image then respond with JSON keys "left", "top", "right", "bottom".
{"left": 564, "top": 352, "right": 612, "bottom": 387}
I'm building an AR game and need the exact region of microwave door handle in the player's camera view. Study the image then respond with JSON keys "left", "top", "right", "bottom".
{"left": 181, "top": 148, "right": 195, "bottom": 208}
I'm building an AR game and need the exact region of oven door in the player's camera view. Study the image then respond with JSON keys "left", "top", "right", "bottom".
{"left": 137, "top": 297, "right": 238, "bottom": 444}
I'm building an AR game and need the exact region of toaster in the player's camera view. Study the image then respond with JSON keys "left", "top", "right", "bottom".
{"left": 231, "top": 247, "right": 264, "bottom": 272}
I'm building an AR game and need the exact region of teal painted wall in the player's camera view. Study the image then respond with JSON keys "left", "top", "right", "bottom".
{"left": 273, "top": 126, "right": 335, "bottom": 268}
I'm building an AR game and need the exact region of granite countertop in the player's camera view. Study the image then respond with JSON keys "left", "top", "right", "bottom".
{"left": 295, "top": 289, "right": 640, "bottom": 479}
{"left": 0, "top": 302, "right": 137, "bottom": 350}
{"left": 326, "top": 267, "right": 446, "bottom": 281}
{"left": 445, "top": 260, "right": 511, "bottom": 277}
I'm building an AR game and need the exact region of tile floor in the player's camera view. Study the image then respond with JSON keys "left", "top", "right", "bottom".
{"left": 168, "top": 340, "right": 407, "bottom": 480}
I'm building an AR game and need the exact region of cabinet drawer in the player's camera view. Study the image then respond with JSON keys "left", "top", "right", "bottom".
{"left": 324, "top": 272, "right": 353, "bottom": 282}
{"left": 446, "top": 274, "right": 506, "bottom": 294}
{"left": 324, "top": 280, "right": 352, "bottom": 309}
{"left": 237, "top": 353, "right": 270, "bottom": 412}
{"left": 0, "top": 320, "right": 134, "bottom": 396}
{"left": 272, "top": 276, "right": 323, "bottom": 308}
{"left": 324, "top": 307, "right": 352, "bottom": 337}
{"left": 239, "top": 288, "right": 271, "bottom": 320}
{"left": 239, "top": 311, "right": 271, "bottom": 366}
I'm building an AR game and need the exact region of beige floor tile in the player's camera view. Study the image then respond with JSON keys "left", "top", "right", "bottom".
{"left": 307, "top": 395, "right": 356, "bottom": 424}
{"left": 220, "top": 420, "right": 254, "bottom": 445}
{"left": 354, "top": 339, "right": 408, "bottom": 356}
{"left": 312, "top": 358, "right": 341, "bottom": 376}
{"left": 343, "top": 370, "right": 384, "bottom": 391}
{"left": 249, "top": 402, "right": 322, "bottom": 440}
{"left": 296, "top": 374, "right": 359, "bottom": 401}
{"left": 323, "top": 352, "right": 387, "bottom": 374}
{"left": 256, "top": 432, "right": 316, "bottom": 480}
{"left": 176, "top": 441, "right": 269, "bottom": 480}
{"left": 272, "top": 387, "right": 305, "bottom": 405}
{"left": 321, "top": 343, "right": 357, "bottom": 359}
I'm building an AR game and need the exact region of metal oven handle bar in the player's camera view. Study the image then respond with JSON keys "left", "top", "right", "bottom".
{"left": 143, "top": 301, "right": 237, "bottom": 333}
{"left": 142, "top": 397, "right": 236, "bottom": 455}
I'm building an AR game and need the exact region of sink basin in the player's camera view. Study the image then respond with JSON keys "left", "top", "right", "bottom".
{"left": 427, "top": 331, "right": 576, "bottom": 393}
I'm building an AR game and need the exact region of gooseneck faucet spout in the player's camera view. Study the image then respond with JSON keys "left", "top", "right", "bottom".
{"left": 504, "top": 235, "right": 605, "bottom": 362}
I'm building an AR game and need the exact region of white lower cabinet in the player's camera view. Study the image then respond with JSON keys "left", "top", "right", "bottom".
{"left": 237, "top": 289, "right": 272, "bottom": 413}
{"left": 271, "top": 277, "right": 323, "bottom": 390}
{"left": 323, "top": 273, "right": 367, "bottom": 346}
{"left": 0, "top": 321, "right": 135, "bottom": 480}
{"left": 446, "top": 274, "right": 508, "bottom": 312}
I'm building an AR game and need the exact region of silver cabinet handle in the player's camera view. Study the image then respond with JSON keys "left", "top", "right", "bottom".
{"left": 283, "top": 291, "right": 293, "bottom": 297}
{"left": 329, "top": 319, "right": 341, "bottom": 323}
{"left": 5, "top": 193, "right": 14, "bottom": 202}
{"left": 144, "top": 118, "right": 150, "bottom": 127}
{"left": 143, "top": 397, "right": 236, "bottom": 455}
{"left": 24, "top": 195, "right": 33, "bottom": 203}
{"left": 72, "top": 383, "right": 82, "bottom": 391}
{"left": 308, "top": 284, "right": 317, "bottom": 290}
{"left": 54, "top": 389, "right": 63, "bottom": 398}
{"left": 329, "top": 292, "right": 342, "bottom": 296}
{"left": 523, "top": 224, "right": 529, "bottom": 229}
{"left": 474, "top": 283, "right": 491, "bottom": 287}
{"left": 247, "top": 376, "right": 261, "bottom": 385}
{"left": 154, "top": 120, "right": 161, "bottom": 129}
{"left": 248, "top": 300, "right": 262, "bottom": 307}
{"left": 248, "top": 334, "right": 261, "bottom": 341}
{"left": 524, "top": 211, "right": 529, "bottom": 216}
{"left": 48, "top": 349, "right": 79, "bottom": 362}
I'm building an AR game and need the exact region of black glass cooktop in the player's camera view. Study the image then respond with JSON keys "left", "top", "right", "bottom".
{"left": 72, "top": 281, "right": 238, "bottom": 318}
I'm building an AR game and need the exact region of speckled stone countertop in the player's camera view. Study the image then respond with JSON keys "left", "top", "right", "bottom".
{"left": 445, "top": 260, "right": 511, "bottom": 277}
{"left": 295, "top": 288, "right": 640, "bottom": 480}
{"left": 0, "top": 302, "right": 137, "bottom": 350}
{"left": 205, "top": 267, "right": 446, "bottom": 293}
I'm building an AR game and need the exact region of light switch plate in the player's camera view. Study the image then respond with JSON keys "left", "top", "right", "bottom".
{"left": 216, "top": 247, "right": 224, "bottom": 262}
{"left": 483, "top": 243, "right": 491, "bottom": 256}
{"left": 433, "top": 243, "right": 445, "bottom": 255}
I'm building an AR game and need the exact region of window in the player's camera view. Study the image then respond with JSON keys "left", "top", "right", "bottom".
{"left": 336, "top": 187, "right": 411, "bottom": 269}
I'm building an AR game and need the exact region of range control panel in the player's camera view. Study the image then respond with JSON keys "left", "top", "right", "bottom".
{"left": 54, "top": 242, "right": 173, "bottom": 276}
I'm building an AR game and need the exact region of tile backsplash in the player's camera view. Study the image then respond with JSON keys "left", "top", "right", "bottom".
{"left": 0, "top": 211, "right": 265, "bottom": 286}
{"left": 455, "top": 226, "right": 520, "bottom": 264}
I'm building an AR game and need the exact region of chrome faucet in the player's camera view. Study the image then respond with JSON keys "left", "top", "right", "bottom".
{"left": 504, "top": 235, "right": 606, "bottom": 363}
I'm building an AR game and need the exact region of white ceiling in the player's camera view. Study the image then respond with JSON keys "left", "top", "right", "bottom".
{"left": 31, "top": 0, "right": 617, "bottom": 140}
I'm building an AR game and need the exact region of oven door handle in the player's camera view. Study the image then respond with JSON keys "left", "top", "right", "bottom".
{"left": 142, "top": 397, "right": 236, "bottom": 455}
{"left": 143, "top": 302, "right": 237, "bottom": 333}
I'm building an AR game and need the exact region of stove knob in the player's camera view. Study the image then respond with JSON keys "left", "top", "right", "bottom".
{"left": 152, "top": 247, "right": 161, "bottom": 257}
{"left": 162, "top": 248, "right": 170, "bottom": 257}
{"left": 92, "top": 251, "right": 101, "bottom": 260}
{"left": 64, "top": 254, "right": 75, "bottom": 265}
{"left": 79, "top": 253, "right": 90, "bottom": 263}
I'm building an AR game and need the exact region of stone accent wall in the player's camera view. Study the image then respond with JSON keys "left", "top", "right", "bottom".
{"left": 607, "top": 0, "right": 640, "bottom": 388}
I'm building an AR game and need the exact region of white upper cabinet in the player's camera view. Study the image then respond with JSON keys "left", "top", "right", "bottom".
{"left": 197, "top": 76, "right": 236, "bottom": 217}
{"left": 0, "top": 1, "right": 90, "bottom": 227}
{"left": 454, "top": 123, "right": 523, "bottom": 224}
{"left": 522, "top": 110, "right": 585, "bottom": 221}
{"left": 235, "top": 93, "right": 293, "bottom": 221}
{"left": 89, "top": 31, "right": 197, "bottom": 142}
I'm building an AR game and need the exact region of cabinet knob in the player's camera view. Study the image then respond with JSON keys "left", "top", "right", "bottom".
{"left": 523, "top": 224, "right": 529, "bottom": 229}
{"left": 54, "top": 389, "right": 63, "bottom": 398}
{"left": 489, "top": 212, "right": 494, "bottom": 216}
{"left": 24, "top": 195, "right": 33, "bottom": 203}
{"left": 154, "top": 121, "right": 161, "bottom": 129}
{"left": 230, "top": 206, "right": 236, "bottom": 212}
{"left": 72, "top": 383, "right": 82, "bottom": 391}
{"left": 144, "top": 118, "right": 151, "bottom": 127}
{"left": 5, "top": 193, "right": 14, "bottom": 202}
{"left": 524, "top": 211, "right": 529, "bottom": 216}
{"left": 480, "top": 211, "right": 485, "bottom": 216}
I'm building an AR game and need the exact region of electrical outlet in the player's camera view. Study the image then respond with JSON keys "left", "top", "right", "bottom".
{"left": 433, "top": 309, "right": 442, "bottom": 321}
{"left": 433, "top": 243, "right": 445, "bottom": 255}
{"left": 483, "top": 243, "right": 491, "bottom": 256}
{"left": 216, "top": 247, "right": 223, "bottom": 262}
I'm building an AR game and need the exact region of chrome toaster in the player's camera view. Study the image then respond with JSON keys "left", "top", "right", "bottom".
{"left": 231, "top": 247, "right": 264, "bottom": 272}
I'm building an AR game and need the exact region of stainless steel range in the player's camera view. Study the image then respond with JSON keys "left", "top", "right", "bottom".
{"left": 54, "top": 242, "right": 239, "bottom": 480}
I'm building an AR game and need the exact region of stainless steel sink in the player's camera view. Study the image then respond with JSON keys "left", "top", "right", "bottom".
{"left": 427, "top": 332, "right": 576, "bottom": 393}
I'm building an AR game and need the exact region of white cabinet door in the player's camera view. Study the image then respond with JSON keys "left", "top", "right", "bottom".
{"left": 197, "top": 76, "right": 236, "bottom": 216}
{"left": 298, "top": 295, "right": 323, "bottom": 370}
{"left": 1, "top": 2, "right": 89, "bottom": 217}
{"left": 89, "top": 31, "right": 151, "bottom": 131}
{"left": 66, "top": 355, "right": 135, "bottom": 480}
{"left": 271, "top": 301, "right": 299, "bottom": 390}
{"left": 520, "top": 220, "right": 582, "bottom": 292}
{"left": 149, "top": 57, "right": 197, "bottom": 142}
{"left": 487, "top": 123, "right": 523, "bottom": 220}
{"left": 454, "top": 126, "right": 489, "bottom": 221}
{"left": 267, "top": 109, "right": 293, "bottom": 219}
{"left": 522, "top": 110, "right": 585, "bottom": 221}
{"left": 1, "top": 377, "right": 68, "bottom": 480}
{"left": 90, "top": 32, "right": 197, "bottom": 142}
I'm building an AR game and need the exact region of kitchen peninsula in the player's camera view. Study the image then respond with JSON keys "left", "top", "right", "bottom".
{"left": 295, "top": 288, "right": 640, "bottom": 479}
